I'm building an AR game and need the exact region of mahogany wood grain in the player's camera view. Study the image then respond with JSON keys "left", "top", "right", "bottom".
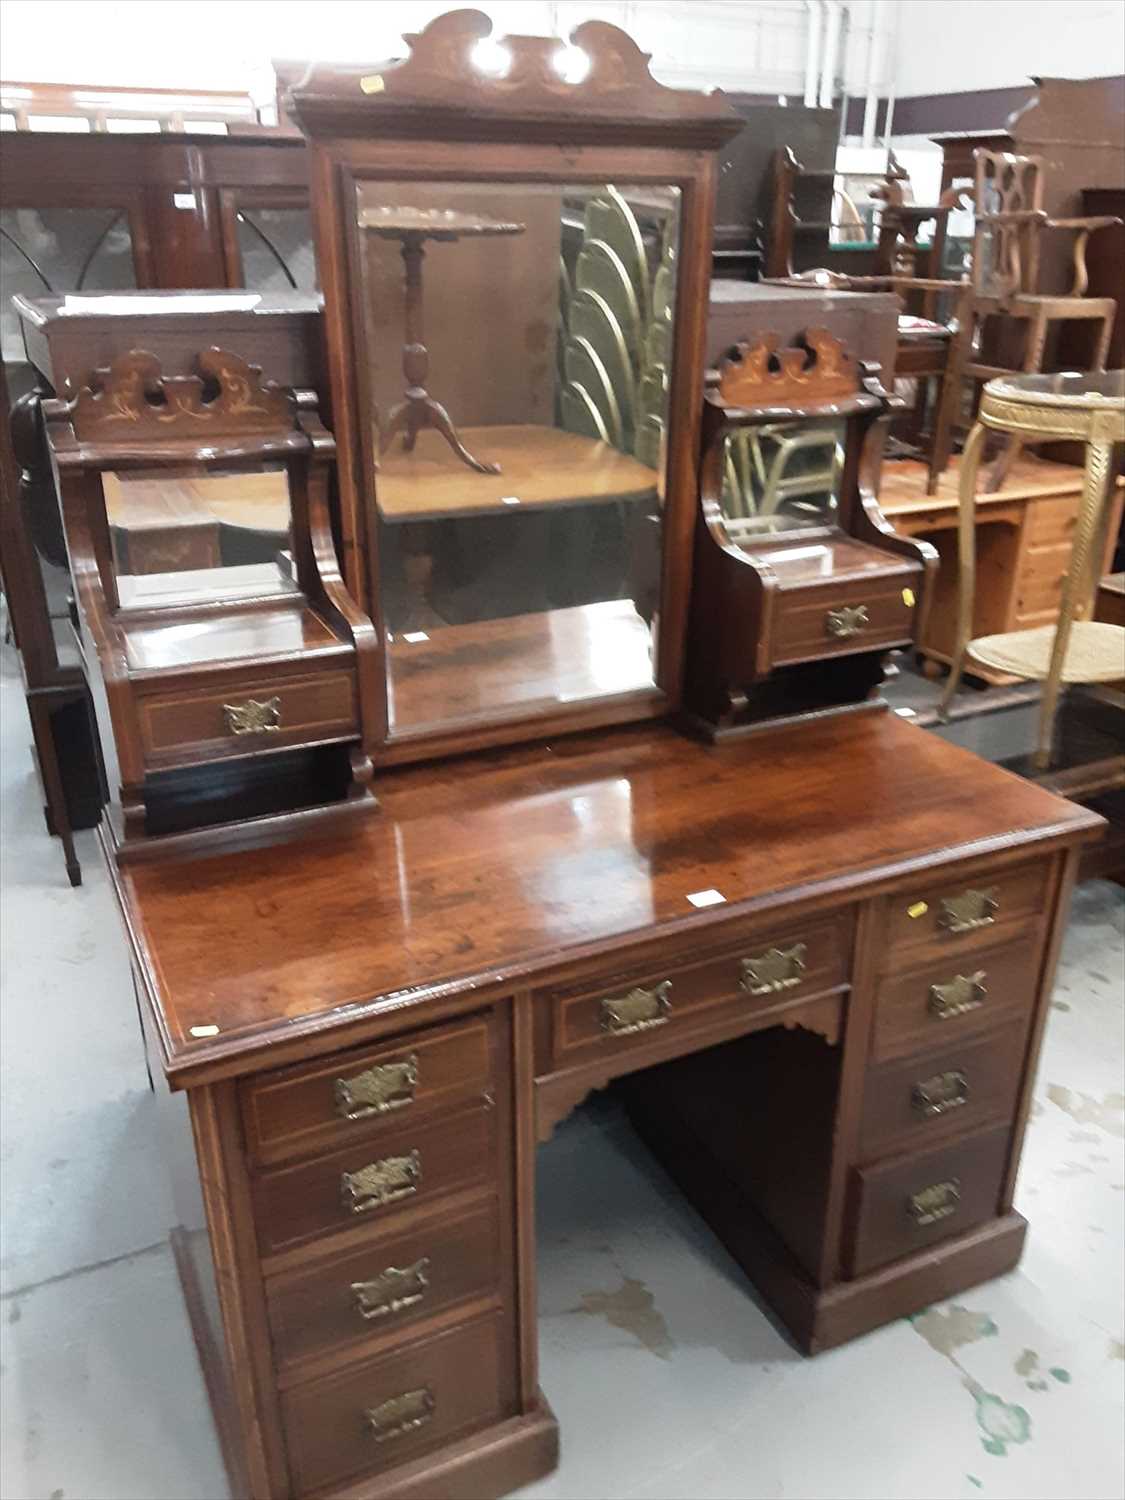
{"left": 266, "top": 1198, "right": 500, "bottom": 1379}
{"left": 871, "top": 936, "right": 1042, "bottom": 1063}
{"left": 877, "top": 858, "right": 1049, "bottom": 966}
{"left": 242, "top": 1014, "right": 493, "bottom": 1168}
{"left": 123, "top": 605, "right": 342, "bottom": 674}
{"left": 251, "top": 1104, "right": 494, "bottom": 1262}
{"left": 112, "top": 709, "right": 1099, "bottom": 1087}
{"left": 846, "top": 1120, "right": 1012, "bottom": 1277}
{"left": 857, "top": 1022, "right": 1029, "bottom": 1162}
{"left": 279, "top": 1310, "right": 510, "bottom": 1496}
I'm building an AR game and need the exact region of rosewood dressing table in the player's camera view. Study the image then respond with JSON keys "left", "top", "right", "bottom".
{"left": 94, "top": 14, "right": 1103, "bottom": 1500}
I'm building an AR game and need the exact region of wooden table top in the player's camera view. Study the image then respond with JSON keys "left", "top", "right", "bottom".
{"left": 879, "top": 455, "right": 1091, "bottom": 516}
{"left": 389, "top": 599, "right": 655, "bottom": 731}
{"left": 376, "top": 425, "right": 659, "bottom": 521}
{"left": 111, "top": 709, "right": 1099, "bottom": 1086}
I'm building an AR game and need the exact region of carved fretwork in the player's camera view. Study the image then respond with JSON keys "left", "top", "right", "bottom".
{"left": 70, "top": 348, "right": 294, "bottom": 441}
{"left": 716, "top": 327, "right": 860, "bottom": 409}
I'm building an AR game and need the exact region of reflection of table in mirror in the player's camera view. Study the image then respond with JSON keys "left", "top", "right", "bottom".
{"left": 387, "top": 598, "right": 655, "bottom": 731}
{"left": 104, "top": 470, "right": 291, "bottom": 578}
{"left": 375, "top": 424, "right": 658, "bottom": 522}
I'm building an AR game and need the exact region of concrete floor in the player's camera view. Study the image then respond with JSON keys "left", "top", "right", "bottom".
{"left": 1, "top": 647, "right": 1123, "bottom": 1500}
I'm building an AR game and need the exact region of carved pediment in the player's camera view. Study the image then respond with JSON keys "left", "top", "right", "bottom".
{"left": 70, "top": 348, "right": 294, "bottom": 442}
{"left": 715, "top": 328, "right": 860, "bottom": 410}
{"left": 289, "top": 8, "right": 739, "bottom": 143}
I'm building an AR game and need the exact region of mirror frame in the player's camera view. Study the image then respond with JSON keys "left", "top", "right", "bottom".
{"left": 291, "top": 8, "right": 740, "bottom": 765}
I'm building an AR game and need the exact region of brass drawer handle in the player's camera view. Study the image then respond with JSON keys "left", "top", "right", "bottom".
{"left": 825, "top": 604, "right": 868, "bottom": 639}
{"left": 929, "top": 971, "right": 987, "bottom": 1021}
{"left": 938, "top": 887, "right": 998, "bottom": 934}
{"left": 740, "top": 942, "right": 807, "bottom": 996}
{"left": 912, "top": 1069, "right": 969, "bottom": 1117}
{"left": 222, "top": 696, "right": 281, "bottom": 735}
{"left": 907, "top": 1178, "right": 961, "bottom": 1226}
{"left": 335, "top": 1055, "right": 418, "bottom": 1121}
{"left": 365, "top": 1387, "right": 435, "bottom": 1444}
{"left": 601, "top": 981, "right": 672, "bottom": 1037}
{"left": 352, "top": 1257, "right": 430, "bottom": 1322}
{"left": 341, "top": 1151, "right": 421, "bottom": 1215}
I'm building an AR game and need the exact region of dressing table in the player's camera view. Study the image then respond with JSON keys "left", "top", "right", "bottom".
{"left": 95, "top": 13, "right": 1103, "bottom": 1500}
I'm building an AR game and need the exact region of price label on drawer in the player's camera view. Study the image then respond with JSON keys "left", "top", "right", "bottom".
{"left": 907, "top": 900, "right": 929, "bottom": 919}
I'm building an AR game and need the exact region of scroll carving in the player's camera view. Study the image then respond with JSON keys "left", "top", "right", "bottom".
{"left": 716, "top": 328, "right": 860, "bottom": 409}
{"left": 343, "top": 8, "right": 732, "bottom": 122}
{"left": 70, "top": 348, "right": 293, "bottom": 441}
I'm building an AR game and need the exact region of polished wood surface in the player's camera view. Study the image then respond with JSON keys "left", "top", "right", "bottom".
{"left": 115, "top": 709, "right": 1096, "bottom": 1082}
{"left": 387, "top": 599, "right": 654, "bottom": 732}
{"left": 376, "top": 425, "right": 658, "bottom": 522}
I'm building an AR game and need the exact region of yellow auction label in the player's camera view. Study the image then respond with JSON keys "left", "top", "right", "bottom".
{"left": 906, "top": 900, "right": 929, "bottom": 919}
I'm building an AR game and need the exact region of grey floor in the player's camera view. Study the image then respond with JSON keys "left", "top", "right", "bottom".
{"left": 1, "top": 646, "right": 1123, "bottom": 1500}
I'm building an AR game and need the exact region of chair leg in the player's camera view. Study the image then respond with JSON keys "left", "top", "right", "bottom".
{"left": 938, "top": 420, "right": 988, "bottom": 719}
{"left": 27, "top": 693, "right": 82, "bottom": 887}
{"left": 928, "top": 310, "right": 974, "bottom": 495}
{"left": 1034, "top": 437, "right": 1117, "bottom": 769}
{"left": 985, "top": 308, "right": 1049, "bottom": 493}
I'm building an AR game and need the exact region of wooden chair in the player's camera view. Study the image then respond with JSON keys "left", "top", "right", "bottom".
{"left": 930, "top": 149, "right": 1120, "bottom": 492}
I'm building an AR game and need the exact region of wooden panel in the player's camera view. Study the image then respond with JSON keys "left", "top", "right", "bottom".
{"left": 241, "top": 1014, "right": 493, "bottom": 1168}
{"left": 138, "top": 670, "right": 357, "bottom": 765}
{"left": 878, "top": 860, "right": 1049, "bottom": 969}
{"left": 1025, "top": 496, "right": 1080, "bottom": 548}
{"left": 858, "top": 1024, "right": 1027, "bottom": 1163}
{"left": 280, "top": 1312, "right": 508, "bottom": 1495}
{"left": 543, "top": 912, "right": 850, "bottom": 1068}
{"left": 1016, "top": 543, "right": 1072, "bottom": 621}
{"left": 847, "top": 1122, "right": 1011, "bottom": 1277}
{"left": 770, "top": 581, "right": 917, "bottom": 667}
{"left": 251, "top": 1106, "right": 493, "bottom": 1260}
{"left": 871, "top": 937, "right": 1042, "bottom": 1063}
{"left": 266, "top": 1199, "right": 499, "bottom": 1375}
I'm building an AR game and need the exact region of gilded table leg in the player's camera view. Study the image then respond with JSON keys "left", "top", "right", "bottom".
{"left": 938, "top": 420, "right": 988, "bottom": 719}
{"left": 1034, "top": 439, "right": 1117, "bottom": 768}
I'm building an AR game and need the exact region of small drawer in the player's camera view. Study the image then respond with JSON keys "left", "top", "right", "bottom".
{"left": 771, "top": 584, "right": 917, "bottom": 667}
{"left": 241, "top": 1015, "right": 494, "bottom": 1167}
{"left": 545, "top": 913, "right": 850, "bottom": 1067}
{"left": 280, "top": 1313, "right": 508, "bottom": 1495}
{"left": 859, "top": 1025, "right": 1027, "bottom": 1163}
{"left": 879, "top": 860, "right": 1048, "bottom": 968}
{"left": 266, "top": 1200, "right": 500, "bottom": 1373}
{"left": 1017, "top": 546, "right": 1070, "bottom": 617}
{"left": 871, "top": 939, "right": 1041, "bottom": 1063}
{"left": 252, "top": 1106, "right": 494, "bottom": 1261}
{"left": 138, "top": 669, "right": 357, "bottom": 766}
{"left": 847, "top": 1121, "right": 1011, "bottom": 1277}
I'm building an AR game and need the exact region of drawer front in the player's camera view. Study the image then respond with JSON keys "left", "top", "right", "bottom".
{"left": 546, "top": 913, "right": 850, "bottom": 1067}
{"left": 267, "top": 1201, "right": 499, "bottom": 1372}
{"left": 281, "top": 1313, "right": 508, "bottom": 1495}
{"left": 859, "top": 1025, "right": 1027, "bottom": 1162}
{"left": 242, "top": 1015, "right": 494, "bottom": 1167}
{"left": 1016, "top": 545, "right": 1070, "bottom": 618}
{"left": 880, "top": 860, "right": 1048, "bottom": 968}
{"left": 771, "top": 585, "right": 916, "bottom": 667}
{"left": 847, "top": 1122, "right": 1011, "bottom": 1277}
{"left": 253, "top": 1106, "right": 493, "bottom": 1260}
{"left": 1025, "top": 497, "right": 1079, "bottom": 548}
{"left": 871, "top": 939, "right": 1041, "bottom": 1063}
{"left": 138, "top": 669, "right": 357, "bottom": 763}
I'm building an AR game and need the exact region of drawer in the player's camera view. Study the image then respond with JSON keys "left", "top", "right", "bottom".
{"left": 138, "top": 669, "right": 357, "bottom": 765}
{"left": 267, "top": 1200, "right": 500, "bottom": 1373}
{"left": 281, "top": 1313, "right": 508, "bottom": 1495}
{"left": 1017, "top": 545, "right": 1070, "bottom": 618}
{"left": 879, "top": 860, "right": 1049, "bottom": 968}
{"left": 859, "top": 1024, "right": 1027, "bottom": 1162}
{"left": 771, "top": 583, "right": 916, "bottom": 667}
{"left": 847, "top": 1121, "right": 1011, "bottom": 1277}
{"left": 871, "top": 938, "right": 1042, "bottom": 1063}
{"left": 252, "top": 1105, "right": 494, "bottom": 1261}
{"left": 544, "top": 913, "right": 850, "bottom": 1068}
{"left": 1025, "top": 498, "right": 1079, "bottom": 548}
{"left": 241, "top": 1015, "right": 494, "bottom": 1167}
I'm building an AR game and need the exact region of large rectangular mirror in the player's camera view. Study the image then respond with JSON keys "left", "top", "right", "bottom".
{"left": 355, "top": 179, "right": 680, "bottom": 735}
